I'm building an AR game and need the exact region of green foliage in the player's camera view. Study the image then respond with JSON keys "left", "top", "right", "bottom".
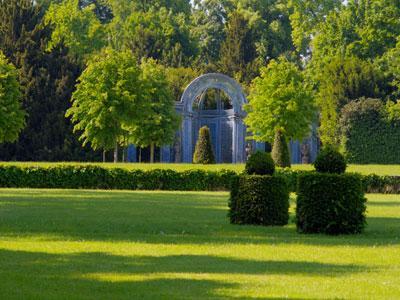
{"left": 271, "top": 130, "right": 291, "bottom": 168}
{"left": 0, "top": 163, "right": 398, "bottom": 194}
{"left": 129, "top": 58, "right": 180, "bottom": 162}
{"left": 44, "top": 0, "right": 106, "bottom": 61}
{"left": 0, "top": 52, "right": 25, "bottom": 143}
{"left": 0, "top": 0, "right": 98, "bottom": 162}
{"left": 312, "top": 0, "right": 400, "bottom": 61}
{"left": 244, "top": 151, "right": 275, "bottom": 176}
{"left": 288, "top": 0, "right": 341, "bottom": 55}
{"left": 229, "top": 175, "right": 289, "bottom": 226}
{"left": 193, "top": 126, "right": 216, "bottom": 164}
{"left": 219, "top": 10, "right": 258, "bottom": 85}
{"left": 340, "top": 98, "right": 400, "bottom": 164}
{"left": 66, "top": 49, "right": 146, "bottom": 151}
{"left": 120, "top": 7, "right": 197, "bottom": 67}
{"left": 0, "top": 165, "right": 235, "bottom": 191}
{"left": 165, "top": 67, "right": 199, "bottom": 101}
{"left": 314, "top": 146, "right": 347, "bottom": 174}
{"left": 316, "top": 56, "right": 384, "bottom": 146}
{"left": 362, "top": 174, "right": 400, "bottom": 194}
{"left": 191, "top": 0, "right": 230, "bottom": 66}
{"left": 245, "top": 57, "right": 316, "bottom": 143}
{"left": 296, "top": 172, "right": 367, "bottom": 235}
{"left": 386, "top": 100, "right": 400, "bottom": 121}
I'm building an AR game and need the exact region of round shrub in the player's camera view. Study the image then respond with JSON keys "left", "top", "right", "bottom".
{"left": 314, "top": 146, "right": 347, "bottom": 174}
{"left": 229, "top": 175, "right": 289, "bottom": 226}
{"left": 296, "top": 173, "right": 366, "bottom": 235}
{"left": 245, "top": 151, "right": 275, "bottom": 175}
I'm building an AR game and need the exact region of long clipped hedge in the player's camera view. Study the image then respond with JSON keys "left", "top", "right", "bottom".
{"left": 0, "top": 165, "right": 399, "bottom": 193}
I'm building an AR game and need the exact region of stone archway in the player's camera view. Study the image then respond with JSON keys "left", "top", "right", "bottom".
{"left": 177, "top": 73, "right": 248, "bottom": 163}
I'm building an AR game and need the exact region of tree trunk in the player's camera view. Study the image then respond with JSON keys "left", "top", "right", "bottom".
{"left": 150, "top": 143, "right": 155, "bottom": 163}
{"left": 122, "top": 147, "right": 125, "bottom": 162}
{"left": 139, "top": 148, "right": 142, "bottom": 163}
{"left": 102, "top": 150, "right": 106, "bottom": 163}
{"left": 114, "top": 142, "right": 118, "bottom": 163}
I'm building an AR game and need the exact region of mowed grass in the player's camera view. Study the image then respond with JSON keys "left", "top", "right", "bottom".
{"left": 0, "top": 190, "right": 399, "bottom": 299}
{"left": 1, "top": 161, "right": 400, "bottom": 175}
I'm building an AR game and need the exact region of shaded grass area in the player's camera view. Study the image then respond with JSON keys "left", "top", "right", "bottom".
{"left": 0, "top": 161, "right": 399, "bottom": 175}
{"left": 0, "top": 190, "right": 399, "bottom": 299}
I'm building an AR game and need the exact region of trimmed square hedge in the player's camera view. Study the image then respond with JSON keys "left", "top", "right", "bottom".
{"left": 229, "top": 175, "right": 289, "bottom": 226}
{"left": 296, "top": 173, "right": 367, "bottom": 235}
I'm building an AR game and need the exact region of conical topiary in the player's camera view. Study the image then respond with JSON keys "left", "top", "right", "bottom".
{"left": 193, "top": 126, "right": 216, "bottom": 164}
{"left": 271, "top": 129, "right": 291, "bottom": 168}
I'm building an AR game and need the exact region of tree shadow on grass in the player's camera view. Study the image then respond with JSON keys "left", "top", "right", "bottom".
{"left": 366, "top": 201, "right": 400, "bottom": 207}
{"left": 0, "top": 249, "right": 365, "bottom": 299}
{"left": 0, "top": 190, "right": 399, "bottom": 247}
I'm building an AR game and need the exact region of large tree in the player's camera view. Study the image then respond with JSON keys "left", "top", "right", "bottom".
{"left": 130, "top": 59, "right": 180, "bottom": 163}
{"left": 245, "top": 57, "right": 316, "bottom": 166}
{"left": 44, "top": 0, "right": 106, "bottom": 61}
{"left": 0, "top": 0, "right": 95, "bottom": 161}
{"left": 288, "top": 0, "right": 342, "bottom": 55}
{"left": 219, "top": 9, "right": 258, "bottom": 85}
{"left": 66, "top": 49, "right": 148, "bottom": 162}
{"left": 316, "top": 56, "right": 384, "bottom": 146}
{"left": 121, "top": 7, "right": 197, "bottom": 67}
{"left": 191, "top": 0, "right": 231, "bottom": 67}
{"left": 0, "top": 52, "right": 25, "bottom": 143}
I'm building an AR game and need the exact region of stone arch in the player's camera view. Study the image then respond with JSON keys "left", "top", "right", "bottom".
{"left": 179, "top": 73, "right": 248, "bottom": 163}
{"left": 181, "top": 73, "right": 247, "bottom": 114}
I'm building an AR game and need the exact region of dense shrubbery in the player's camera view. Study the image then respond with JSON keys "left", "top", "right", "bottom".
{"left": 314, "top": 146, "right": 347, "bottom": 174}
{"left": 0, "top": 166, "right": 235, "bottom": 191}
{"left": 340, "top": 98, "right": 400, "bottom": 164}
{"left": 245, "top": 151, "right": 275, "bottom": 175}
{"left": 229, "top": 175, "right": 289, "bottom": 226}
{"left": 0, "top": 165, "right": 399, "bottom": 193}
{"left": 296, "top": 173, "right": 367, "bottom": 234}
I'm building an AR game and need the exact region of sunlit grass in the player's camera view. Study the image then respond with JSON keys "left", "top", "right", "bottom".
{"left": 0, "top": 189, "right": 399, "bottom": 299}
{"left": 1, "top": 161, "right": 399, "bottom": 175}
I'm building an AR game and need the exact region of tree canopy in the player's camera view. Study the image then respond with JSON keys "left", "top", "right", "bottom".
{"left": 129, "top": 59, "right": 179, "bottom": 163}
{"left": 0, "top": 52, "right": 25, "bottom": 143}
{"left": 66, "top": 49, "right": 147, "bottom": 154}
{"left": 245, "top": 57, "right": 316, "bottom": 143}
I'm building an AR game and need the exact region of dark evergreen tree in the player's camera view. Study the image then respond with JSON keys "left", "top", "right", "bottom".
{"left": 0, "top": 0, "right": 99, "bottom": 161}
{"left": 219, "top": 10, "right": 258, "bottom": 85}
{"left": 271, "top": 130, "right": 291, "bottom": 168}
{"left": 193, "top": 126, "right": 216, "bottom": 164}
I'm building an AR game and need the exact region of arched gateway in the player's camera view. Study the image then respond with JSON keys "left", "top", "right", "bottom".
{"left": 127, "top": 73, "right": 319, "bottom": 164}
{"left": 177, "top": 73, "right": 248, "bottom": 163}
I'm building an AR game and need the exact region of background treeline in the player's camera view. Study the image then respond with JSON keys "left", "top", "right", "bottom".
{"left": 0, "top": 0, "right": 400, "bottom": 162}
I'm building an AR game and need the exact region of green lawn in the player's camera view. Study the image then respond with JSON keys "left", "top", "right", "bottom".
{"left": 1, "top": 161, "right": 400, "bottom": 175}
{"left": 0, "top": 190, "right": 399, "bottom": 299}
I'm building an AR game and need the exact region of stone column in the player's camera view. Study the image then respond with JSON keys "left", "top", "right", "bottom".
{"left": 127, "top": 145, "right": 137, "bottom": 163}
{"left": 160, "top": 146, "right": 171, "bottom": 163}
{"left": 182, "top": 114, "right": 193, "bottom": 163}
{"left": 236, "top": 120, "right": 246, "bottom": 163}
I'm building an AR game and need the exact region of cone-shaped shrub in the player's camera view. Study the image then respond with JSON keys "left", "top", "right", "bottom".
{"left": 271, "top": 130, "right": 291, "bottom": 168}
{"left": 245, "top": 151, "right": 275, "bottom": 175}
{"left": 193, "top": 126, "right": 216, "bottom": 164}
{"left": 314, "top": 146, "right": 347, "bottom": 174}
